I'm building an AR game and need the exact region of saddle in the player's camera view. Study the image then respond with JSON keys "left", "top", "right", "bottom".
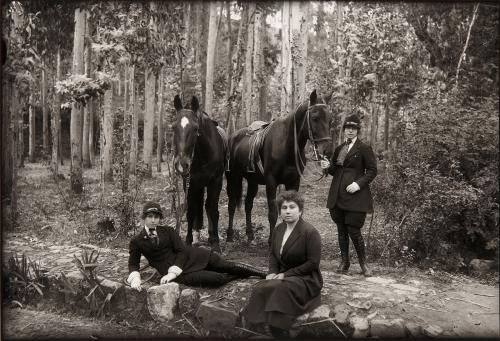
{"left": 246, "top": 121, "right": 273, "bottom": 173}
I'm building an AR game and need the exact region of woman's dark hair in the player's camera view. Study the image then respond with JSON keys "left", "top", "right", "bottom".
{"left": 276, "top": 190, "right": 304, "bottom": 212}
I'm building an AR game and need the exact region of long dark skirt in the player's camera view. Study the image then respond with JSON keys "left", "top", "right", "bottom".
{"left": 242, "top": 277, "right": 320, "bottom": 329}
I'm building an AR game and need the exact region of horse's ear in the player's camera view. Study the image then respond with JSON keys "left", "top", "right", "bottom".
{"left": 191, "top": 96, "right": 200, "bottom": 113}
{"left": 174, "top": 95, "right": 183, "bottom": 112}
{"left": 309, "top": 89, "right": 318, "bottom": 106}
{"left": 322, "top": 91, "right": 333, "bottom": 105}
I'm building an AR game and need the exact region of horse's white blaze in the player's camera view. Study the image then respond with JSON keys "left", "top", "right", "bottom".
{"left": 181, "top": 116, "right": 189, "bottom": 129}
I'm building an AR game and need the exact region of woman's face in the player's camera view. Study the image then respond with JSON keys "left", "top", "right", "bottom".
{"left": 144, "top": 213, "right": 161, "bottom": 228}
{"left": 280, "top": 200, "right": 302, "bottom": 224}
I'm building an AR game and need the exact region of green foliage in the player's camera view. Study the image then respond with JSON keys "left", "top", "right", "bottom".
{"left": 373, "top": 84, "right": 499, "bottom": 270}
{"left": 55, "top": 73, "right": 112, "bottom": 106}
{"left": 5, "top": 253, "right": 47, "bottom": 303}
{"left": 74, "top": 249, "right": 117, "bottom": 318}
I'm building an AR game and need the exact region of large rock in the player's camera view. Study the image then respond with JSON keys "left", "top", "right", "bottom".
{"left": 423, "top": 324, "right": 443, "bottom": 337}
{"left": 405, "top": 322, "right": 423, "bottom": 337}
{"left": 333, "top": 303, "right": 351, "bottom": 325}
{"left": 350, "top": 316, "right": 369, "bottom": 338}
{"left": 370, "top": 318, "right": 406, "bottom": 338}
{"left": 196, "top": 301, "right": 238, "bottom": 333}
{"left": 470, "top": 259, "right": 495, "bottom": 273}
{"left": 179, "top": 288, "right": 200, "bottom": 315}
{"left": 147, "top": 283, "right": 180, "bottom": 322}
{"left": 290, "top": 305, "right": 344, "bottom": 338}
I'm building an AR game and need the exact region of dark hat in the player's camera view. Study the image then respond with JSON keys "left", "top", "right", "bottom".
{"left": 343, "top": 114, "right": 361, "bottom": 129}
{"left": 142, "top": 201, "right": 163, "bottom": 219}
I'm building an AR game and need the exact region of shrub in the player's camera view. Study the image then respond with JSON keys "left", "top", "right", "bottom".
{"left": 372, "top": 86, "right": 498, "bottom": 271}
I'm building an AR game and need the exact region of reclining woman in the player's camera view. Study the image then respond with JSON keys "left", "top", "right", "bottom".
{"left": 240, "top": 190, "right": 323, "bottom": 337}
{"left": 127, "top": 201, "right": 266, "bottom": 290}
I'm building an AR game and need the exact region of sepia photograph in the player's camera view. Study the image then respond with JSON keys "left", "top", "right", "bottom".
{"left": 1, "top": 0, "right": 499, "bottom": 339}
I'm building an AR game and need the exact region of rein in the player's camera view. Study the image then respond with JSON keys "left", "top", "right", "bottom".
{"left": 293, "top": 103, "right": 331, "bottom": 180}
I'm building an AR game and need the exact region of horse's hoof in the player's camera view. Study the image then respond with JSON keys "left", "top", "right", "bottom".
{"left": 211, "top": 243, "right": 222, "bottom": 254}
{"left": 192, "top": 231, "right": 201, "bottom": 244}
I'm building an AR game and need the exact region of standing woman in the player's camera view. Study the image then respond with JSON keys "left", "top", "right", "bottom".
{"left": 320, "top": 113, "right": 377, "bottom": 276}
{"left": 241, "top": 190, "right": 323, "bottom": 337}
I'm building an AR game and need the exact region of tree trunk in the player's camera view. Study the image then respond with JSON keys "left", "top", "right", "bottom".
{"left": 384, "top": 94, "right": 390, "bottom": 152}
{"left": 42, "top": 59, "right": 49, "bottom": 155}
{"left": 195, "top": 2, "right": 209, "bottom": 108}
{"left": 122, "top": 62, "right": 131, "bottom": 194}
{"left": 243, "top": 3, "right": 256, "bottom": 126}
{"left": 370, "top": 89, "right": 378, "bottom": 147}
{"left": 281, "top": 1, "right": 292, "bottom": 117}
{"left": 82, "top": 16, "right": 92, "bottom": 168}
{"left": 225, "top": 3, "right": 248, "bottom": 133}
{"left": 205, "top": 1, "right": 219, "bottom": 117}
{"left": 336, "top": 1, "right": 346, "bottom": 146}
{"left": 143, "top": 67, "right": 156, "bottom": 177}
{"left": 28, "top": 94, "right": 35, "bottom": 162}
{"left": 251, "top": 8, "right": 264, "bottom": 122}
{"left": 156, "top": 67, "right": 165, "bottom": 172}
{"left": 291, "top": 2, "right": 309, "bottom": 106}
{"left": 2, "top": 75, "right": 14, "bottom": 230}
{"left": 70, "top": 8, "right": 86, "bottom": 193}
{"left": 102, "top": 88, "right": 114, "bottom": 182}
{"left": 224, "top": 1, "right": 233, "bottom": 131}
{"left": 129, "top": 65, "right": 138, "bottom": 174}
{"left": 52, "top": 46, "right": 61, "bottom": 175}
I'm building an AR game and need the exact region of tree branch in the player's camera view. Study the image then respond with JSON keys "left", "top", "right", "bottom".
{"left": 454, "top": 3, "right": 480, "bottom": 89}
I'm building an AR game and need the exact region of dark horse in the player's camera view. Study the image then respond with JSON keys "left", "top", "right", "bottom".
{"left": 226, "top": 90, "right": 333, "bottom": 244}
{"left": 172, "top": 95, "right": 227, "bottom": 253}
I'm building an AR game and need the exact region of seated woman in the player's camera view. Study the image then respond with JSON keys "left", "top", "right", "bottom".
{"left": 241, "top": 190, "right": 323, "bottom": 337}
{"left": 127, "top": 201, "right": 266, "bottom": 290}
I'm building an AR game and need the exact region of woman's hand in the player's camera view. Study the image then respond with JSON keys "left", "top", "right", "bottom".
{"left": 127, "top": 271, "right": 142, "bottom": 291}
{"left": 346, "top": 182, "right": 360, "bottom": 193}
{"left": 266, "top": 273, "right": 285, "bottom": 280}
{"left": 320, "top": 159, "right": 330, "bottom": 169}
{"left": 160, "top": 272, "right": 177, "bottom": 284}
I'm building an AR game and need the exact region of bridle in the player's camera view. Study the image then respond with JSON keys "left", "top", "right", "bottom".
{"left": 293, "top": 103, "right": 332, "bottom": 179}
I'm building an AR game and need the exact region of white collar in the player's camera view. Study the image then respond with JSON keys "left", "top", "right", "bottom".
{"left": 346, "top": 136, "right": 357, "bottom": 145}
{"left": 145, "top": 226, "right": 157, "bottom": 235}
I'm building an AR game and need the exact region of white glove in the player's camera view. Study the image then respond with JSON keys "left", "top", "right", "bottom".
{"left": 320, "top": 159, "right": 330, "bottom": 169}
{"left": 160, "top": 272, "right": 177, "bottom": 284}
{"left": 127, "top": 271, "right": 142, "bottom": 291}
{"left": 346, "top": 182, "right": 360, "bottom": 193}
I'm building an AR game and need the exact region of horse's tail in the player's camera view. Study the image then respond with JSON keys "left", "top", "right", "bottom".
{"left": 226, "top": 168, "right": 243, "bottom": 209}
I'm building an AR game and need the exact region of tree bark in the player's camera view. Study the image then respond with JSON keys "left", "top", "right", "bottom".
{"left": 42, "top": 59, "right": 49, "bottom": 155}
{"left": 281, "top": 1, "right": 292, "bottom": 117}
{"left": 129, "top": 65, "right": 138, "bottom": 174}
{"left": 251, "top": 8, "right": 264, "bottom": 121}
{"left": 243, "top": 2, "right": 256, "bottom": 126}
{"left": 225, "top": 3, "right": 248, "bottom": 133}
{"left": 156, "top": 67, "right": 165, "bottom": 172}
{"left": 52, "top": 46, "right": 61, "bottom": 175}
{"left": 370, "top": 89, "right": 378, "bottom": 147}
{"left": 102, "top": 88, "right": 114, "bottom": 182}
{"left": 205, "top": 1, "right": 219, "bottom": 117}
{"left": 2, "top": 75, "right": 14, "bottom": 230}
{"left": 224, "top": 1, "right": 233, "bottom": 131}
{"left": 82, "top": 16, "right": 92, "bottom": 168}
{"left": 291, "top": 2, "right": 309, "bottom": 106}
{"left": 143, "top": 67, "right": 156, "bottom": 177}
{"left": 70, "top": 8, "right": 86, "bottom": 193}
{"left": 28, "top": 94, "right": 35, "bottom": 162}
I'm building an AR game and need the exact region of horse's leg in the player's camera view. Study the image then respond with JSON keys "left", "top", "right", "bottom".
{"left": 185, "top": 187, "right": 196, "bottom": 246}
{"left": 192, "top": 187, "right": 204, "bottom": 245}
{"left": 205, "top": 176, "right": 222, "bottom": 253}
{"left": 226, "top": 171, "right": 242, "bottom": 242}
{"left": 265, "top": 179, "right": 279, "bottom": 246}
{"left": 244, "top": 181, "right": 258, "bottom": 243}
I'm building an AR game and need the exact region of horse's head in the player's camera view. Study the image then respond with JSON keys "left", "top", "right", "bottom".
{"left": 172, "top": 95, "right": 201, "bottom": 177}
{"left": 306, "top": 90, "right": 334, "bottom": 160}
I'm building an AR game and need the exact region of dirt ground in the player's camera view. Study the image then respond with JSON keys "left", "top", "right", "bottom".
{"left": 2, "top": 161, "right": 499, "bottom": 339}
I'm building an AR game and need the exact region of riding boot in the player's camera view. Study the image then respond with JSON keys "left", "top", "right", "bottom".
{"left": 223, "top": 261, "right": 267, "bottom": 279}
{"left": 336, "top": 227, "right": 350, "bottom": 273}
{"left": 350, "top": 227, "right": 372, "bottom": 277}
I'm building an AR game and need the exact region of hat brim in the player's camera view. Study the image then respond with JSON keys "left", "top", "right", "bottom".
{"left": 143, "top": 208, "right": 163, "bottom": 218}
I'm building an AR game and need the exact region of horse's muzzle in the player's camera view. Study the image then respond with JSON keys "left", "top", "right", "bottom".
{"left": 174, "top": 157, "right": 191, "bottom": 176}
